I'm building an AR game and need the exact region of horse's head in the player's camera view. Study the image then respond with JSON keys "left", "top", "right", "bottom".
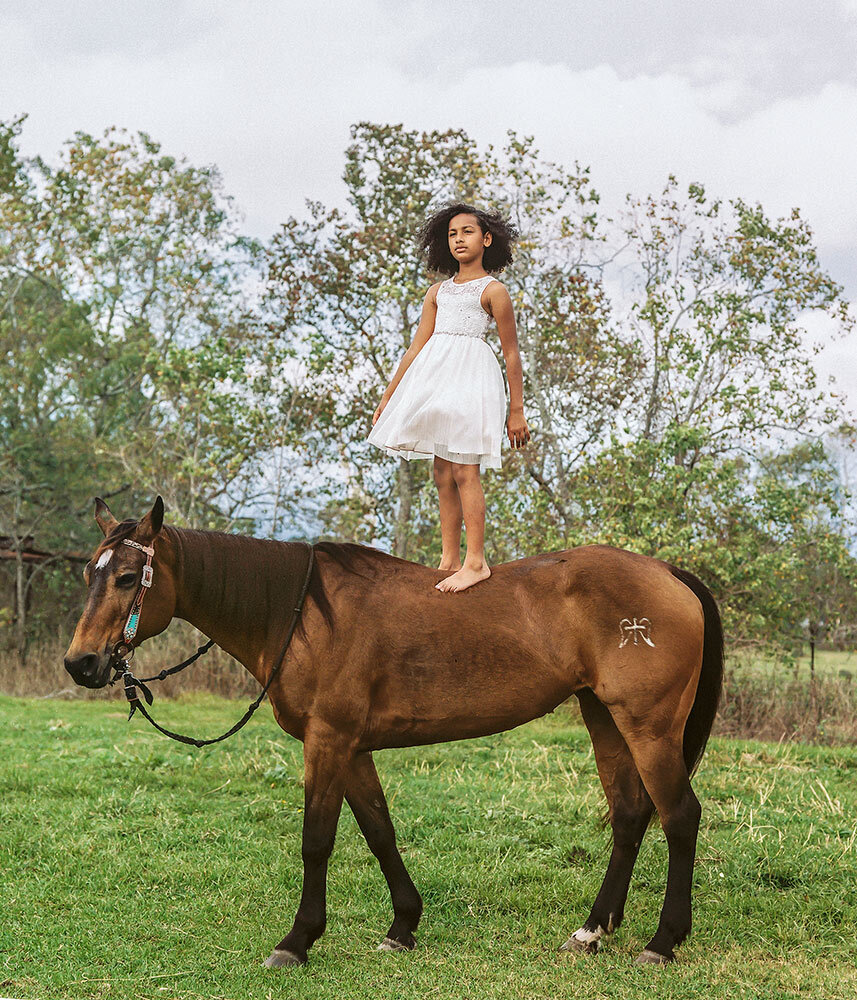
{"left": 64, "top": 496, "right": 176, "bottom": 688}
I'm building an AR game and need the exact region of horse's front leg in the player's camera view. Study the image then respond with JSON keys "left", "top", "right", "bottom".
{"left": 264, "top": 723, "right": 353, "bottom": 968}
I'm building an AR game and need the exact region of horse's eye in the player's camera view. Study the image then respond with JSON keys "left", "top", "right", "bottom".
{"left": 115, "top": 572, "right": 138, "bottom": 588}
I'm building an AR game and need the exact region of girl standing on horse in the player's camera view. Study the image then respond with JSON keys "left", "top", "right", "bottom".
{"left": 368, "top": 203, "right": 530, "bottom": 592}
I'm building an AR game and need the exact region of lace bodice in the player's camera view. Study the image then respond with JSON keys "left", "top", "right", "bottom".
{"left": 433, "top": 275, "right": 496, "bottom": 340}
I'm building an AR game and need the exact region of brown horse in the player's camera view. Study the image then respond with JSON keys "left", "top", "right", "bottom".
{"left": 64, "top": 496, "right": 723, "bottom": 968}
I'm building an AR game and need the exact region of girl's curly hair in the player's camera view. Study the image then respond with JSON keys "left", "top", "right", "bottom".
{"left": 417, "top": 203, "right": 518, "bottom": 275}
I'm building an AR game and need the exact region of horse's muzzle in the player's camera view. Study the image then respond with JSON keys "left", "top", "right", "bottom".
{"left": 63, "top": 650, "right": 112, "bottom": 688}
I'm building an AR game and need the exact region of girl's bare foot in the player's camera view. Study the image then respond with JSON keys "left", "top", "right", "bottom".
{"left": 435, "top": 560, "right": 491, "bottom": 592}
{"left": 437, "top": 558, "right": 462, "bottom": 571}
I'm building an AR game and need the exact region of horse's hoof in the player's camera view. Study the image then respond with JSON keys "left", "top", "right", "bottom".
{"left": 559, "top": 927, "right": 602, "bottom": 955}
{"left": 635, "top": 948, "right": 672, "bottom": 966}
{"left": 559, "top": 936, "right": 600, "bottom": 955}
{"left": 263, "top": 948, "right": 305, "bottom": 968}
{"left": 378, "top": 935, "right": 415, "bottom": 952}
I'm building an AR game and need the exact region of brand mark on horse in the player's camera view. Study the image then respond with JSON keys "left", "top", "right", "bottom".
{"left": 619, "top": 617, "right": 655, "bottom": 648}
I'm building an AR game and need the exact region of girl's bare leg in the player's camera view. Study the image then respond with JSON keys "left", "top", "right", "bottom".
{"left": 435, "top": 463, "right": 491, "bottom": 592}
{"left": 433, "top": 456, "right": 462, "bottom": 571}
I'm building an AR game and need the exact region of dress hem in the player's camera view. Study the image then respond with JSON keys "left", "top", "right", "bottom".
{"left": 370, "top": 439, "right": 502, "bottom": 472}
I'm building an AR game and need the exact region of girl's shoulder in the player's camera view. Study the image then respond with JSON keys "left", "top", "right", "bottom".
{"left": 483, "top": 275, "right": 509, "bottom": 297}
{"left": 424, "top": 280, "right": 446, "bottom": 304}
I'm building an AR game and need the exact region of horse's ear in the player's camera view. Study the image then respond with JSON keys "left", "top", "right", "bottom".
{"left": 94, "top": 497, "right": 119, "bottom": 537}
{"left": 138, "top": 495, "right": 165, "bottom": 541}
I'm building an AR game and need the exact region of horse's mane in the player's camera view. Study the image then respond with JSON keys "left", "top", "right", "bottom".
{"left": 313, "top": 540, "right": 389, "bottom": 579}
{"left": 95, "top": 520, "right": 403, "bottom": 640}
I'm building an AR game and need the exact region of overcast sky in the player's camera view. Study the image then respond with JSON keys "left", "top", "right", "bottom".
{"left": 2, "top": 0, "right": 855, "bottom": 393}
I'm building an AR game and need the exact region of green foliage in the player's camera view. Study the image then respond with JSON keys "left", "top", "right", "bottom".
{"left": 262, "top": 122, "right": 855, "bottom": 651}
{"left": 264, "top": 123, "right": 494, "bottom": 555}
{"left": 264, "top": 126, "right": 640, "bottom": 558}
{"left": 0, "top": 118, "right": 263, "bottom": 656}
{"left": 0, "top": 117, "right": 263, "bottom": 533}
{"left": 547, "top": 430, "right": 857, "bottom": 644}
{"left": 623, "top": 177, "right": 850, "bottom": 450}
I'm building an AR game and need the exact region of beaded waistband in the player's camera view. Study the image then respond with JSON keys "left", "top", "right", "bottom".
{"left": 434, "top": 330, "right": 487, "bottom": 341}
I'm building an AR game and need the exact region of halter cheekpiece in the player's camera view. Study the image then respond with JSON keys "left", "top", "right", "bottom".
{"left": 118, "top": 538, "right": 155, "bottom": 652}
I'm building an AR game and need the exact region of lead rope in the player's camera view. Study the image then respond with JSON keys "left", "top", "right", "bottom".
{"left": 118, "top": 639, "right": 217, "bottom": 708}
{"left": 113, "top": 542, "right": 315, "bottom": 749}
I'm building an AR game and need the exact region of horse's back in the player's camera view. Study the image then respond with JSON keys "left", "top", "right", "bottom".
{"left": 314, "top": 543, "right": 704, "bottom": 749}
{"left": 321, "top": 542, "right": 703, "bottom": 669}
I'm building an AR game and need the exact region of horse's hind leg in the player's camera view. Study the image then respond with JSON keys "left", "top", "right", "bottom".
{"left": 632, "top": 744, "right": 700, "bottom": 964}
{"left": 345, "top": 751, "right": 423, "bottom": 952}
{"left": 561, "top": 689, "right": 653, "bottom": 955}
{"left": 609, "top": 709, "right": 701, "bottom": 965}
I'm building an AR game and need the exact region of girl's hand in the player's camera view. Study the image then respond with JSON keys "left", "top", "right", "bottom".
{"left": 372, "top": 398, "right": 388, "bottom": 426}
{"left": 507, "top": 409, "right": 530, "bottom": 449}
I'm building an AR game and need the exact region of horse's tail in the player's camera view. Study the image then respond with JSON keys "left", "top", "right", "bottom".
{"left": 668, "top": 565, "right": 724, "bottom": 777}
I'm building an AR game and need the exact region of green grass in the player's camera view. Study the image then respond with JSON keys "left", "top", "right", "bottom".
{"left": 1, "top": 695, "right": 856, "bottom": 1000}
{"left": 731, "top": 647, "right": 857, "bottom": 681}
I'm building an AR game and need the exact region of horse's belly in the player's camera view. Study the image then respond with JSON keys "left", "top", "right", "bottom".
{"left": 366, "top": 703, "right": 569, "bottom": 750}
{"left": 361, "top": 645, "right": 577, "bottom": 750}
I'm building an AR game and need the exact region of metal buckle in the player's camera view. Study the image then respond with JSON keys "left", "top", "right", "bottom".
{"left": 141, "top": 564, "right": 153, "bottom": 588}
{"left": 110, "top": 643, "right": 134, "bottom": 679}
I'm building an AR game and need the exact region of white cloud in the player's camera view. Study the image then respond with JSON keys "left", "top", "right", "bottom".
{"left": 2, "top": 0, "right": 855, "bottom": 302}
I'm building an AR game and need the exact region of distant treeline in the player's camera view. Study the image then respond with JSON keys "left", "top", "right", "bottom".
{"left": 1, "top": 116, "right": 855, "bottom": 663}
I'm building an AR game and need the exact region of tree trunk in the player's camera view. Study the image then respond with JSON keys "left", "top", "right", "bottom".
{"left": 393, "top": 458, "right": 413, "bottom": 559}
{"left": 15, "top": 547, "right": 28, "bottom": 666}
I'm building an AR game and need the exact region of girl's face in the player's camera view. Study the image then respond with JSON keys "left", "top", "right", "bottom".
{"left": 448, "top": 213, "right": 492, "bottom": 267}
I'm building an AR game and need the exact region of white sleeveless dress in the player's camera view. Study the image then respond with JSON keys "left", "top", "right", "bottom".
{"left": 367, "top": 275, "right": 507, "bottom": 472}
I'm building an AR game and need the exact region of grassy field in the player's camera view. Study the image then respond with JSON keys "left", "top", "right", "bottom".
{"left": 1, "top": 695, "right": 856, "bottom": 1000}
{"left": 730, "top": 647, "right": 857, "bottom": 680}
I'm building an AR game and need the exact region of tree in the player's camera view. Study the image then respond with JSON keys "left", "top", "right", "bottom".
{"left": 552, "top": 429, "right": 857, "bottom": 646}
{"left": 759, "top": 442, "right": 857, "bottom": 660}
{"left": 619, "top": 178, "right": 851, "bottom": 452}
{"left": 37, "top": 126, "right": 266, "bottom": 524}
{"left": 478, "top": 135, "right": 640, "bottom": 556}
{"left": 0, "top": 118, "right": 263, "bottom": 657}
{"left": 3, "top": 114, "right": 854, "bottom": 657}
{"left": 263, "top": 125, "right": 635, "bottom": 560}
{"left": 0, "top": 117, "right": 113, "bottom": 658}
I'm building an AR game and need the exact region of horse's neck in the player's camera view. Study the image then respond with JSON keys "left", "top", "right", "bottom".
{"left": 165, "top": 526, "right": 296, "bottom": 668}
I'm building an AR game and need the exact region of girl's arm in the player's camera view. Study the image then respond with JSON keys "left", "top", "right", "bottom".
{"left": 486, "top": 282, "right": 530, "bottom": 449}
{"left": 372, "top": 283, "right": 440, "bottom": 425}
